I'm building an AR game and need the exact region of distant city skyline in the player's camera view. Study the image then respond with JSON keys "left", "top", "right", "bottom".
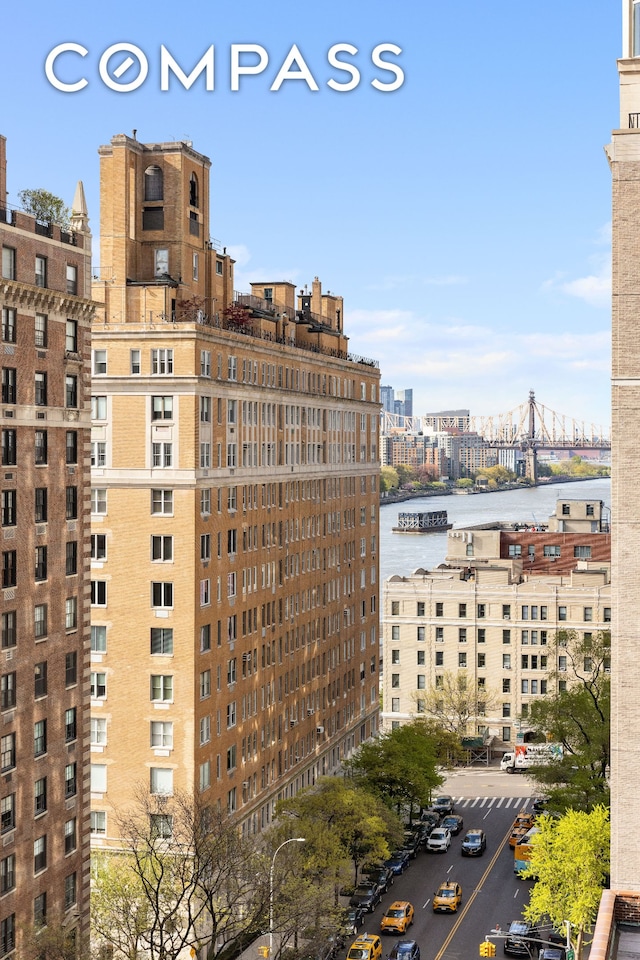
{"left": 1, "top": 1, "right": 616, "bottom": 427}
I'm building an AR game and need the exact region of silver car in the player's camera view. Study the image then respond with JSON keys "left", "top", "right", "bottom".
{"left": 426, "top": 827, "right": 451, "bottom": 852}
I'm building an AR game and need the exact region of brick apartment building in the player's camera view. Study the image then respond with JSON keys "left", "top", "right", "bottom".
{"left": 0, "top": 135, "right": 93, "bottom": 955}
{"left": 89, "top": 134, "right": 381, "bottom": 845}
{"left": 381, "top": 498, "right": 611, "bottom": 744}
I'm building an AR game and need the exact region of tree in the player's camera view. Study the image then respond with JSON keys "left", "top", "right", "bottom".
{"left": 347, "top": 721, "right": 445, "bottom": 818}
{"left": 421, "top": 671, "right": 499, "bottom": 737}
{"left": 526, "top": 630, "right": 610, "bottom": 812}
{"left": 20, "top": 915, "right": 79, "bottom": 960}
{"left": 380, "top": 466, "right": 399, "bottom": 492}
{"left": 17, "top": 188, "right": 70, "bottom": 228}
{"left": 91, "top": 851, "right": 149, "bottom": 960}
{"left": 476, "top": 465, "right": 515, "bottom": 486}
{"left": 92, "top": 788, "right": 271, "bottom": 960}
{"left": 522, "top": 806, "right": 610, "bottom": 960}
{"left": 276, "top": 777, "right": 402, "bottom": 889}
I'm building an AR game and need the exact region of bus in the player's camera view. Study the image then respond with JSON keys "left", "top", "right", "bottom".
{"left": 514, "top": 826, "right": 540, "bottom": 876}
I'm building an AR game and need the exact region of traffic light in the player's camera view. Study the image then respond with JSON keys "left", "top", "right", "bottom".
{"left": 480, "top": 942, "right": 496, "bottom": 957}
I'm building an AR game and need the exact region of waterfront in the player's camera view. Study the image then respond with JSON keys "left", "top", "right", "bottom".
{"left": 379, "top": 478, "right": 611, "bottom": 582}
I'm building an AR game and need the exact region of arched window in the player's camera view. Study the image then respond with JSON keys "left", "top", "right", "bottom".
{"left": 144, "top": 165, "right": 163, "bottom": 201}
{"left": 189, "top": 173, "right": 199, "bottom": 208}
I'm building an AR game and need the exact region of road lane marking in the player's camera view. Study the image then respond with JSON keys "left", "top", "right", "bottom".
{"left": 432, "top": 813, "right": 513, "bottom": 960}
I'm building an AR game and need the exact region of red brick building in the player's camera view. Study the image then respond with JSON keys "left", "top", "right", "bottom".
{"left": 0, "top": 135, "right": 93, "bottom": 956}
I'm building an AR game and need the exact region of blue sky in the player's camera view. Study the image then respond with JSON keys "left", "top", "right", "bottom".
{"left": 2, "top": 1, "right": 618, "bottom": 429}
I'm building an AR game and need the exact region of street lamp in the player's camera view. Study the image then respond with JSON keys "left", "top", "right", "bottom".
{"left": 269, "top": 837, "right": 306, "bottom": 958}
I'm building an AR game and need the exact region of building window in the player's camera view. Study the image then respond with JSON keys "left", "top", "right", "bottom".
{"left": 150, "top": 767, "right": 173, "bottom": 795}
{"left": 154, "top": 248, "right": 169, "bottom": 277}
{"left": 152, "top": 442, "right": 173, "bottom": 467}
{"left": 435, "top": 602, "right": 443, "bottom": 617}
{"left": 93, "top": 349, "right": 107, "bottom": 375}
{"left": 502, "top": 726, "right": 511, "bottom": 742}
{"left": 150, "top": 675, "right": 173, "bottom": 702}
{"left": 502, "top": 678, "right": 511, "bottom": 693}
{"left": 66, "top": 485, "right": 78, "bottom": 519}
{"left": 65, "top": 708, "right": 77, "bottom": 742}
{"left": 227, "top": 701, "right": 237, "bottom": 728}
{"left": 0, "top": 307, "right": 16, "bottom": 346}
{"left": 604, "top": 607, "right": 611, "bottom": 622}
{"left": 151, "top": 489, "right": 173, "bottom": 514}
{"left": 543, "top": 545, "right": 561, "bottom": 558}
{"left": 1, "top": 430, "right": 16, "bottom": 466}
{"left": 64, "top": 818, "right": 77, "bottom": 854}
{"left": 1, "top": 490, "right": 16, "bottom": 527}
{"left": 417, "top": 626, "right": 425, "bottom": 642}
{"left": 130, "top": 349, "right": 141, "bottom": 374}
{"left": 558, "top": 605, "right": 567, "bottom": 621}
{"left": 458, "top": 652, "right": 467, "bottom": 667}
{"left": 2, "top": 551, "right": 16, "bottom": 588}
{"left": 151, "top": 582, "right": 173, "bottom": 608}
{"left": 65, "top": 763, "right": 77, "bottom": 798}
{"left": 2, "top": 733, "right": 17, "bottom": 771}
{"left": 90, "top": 441, "right": 106, "bottom": 468}
{"left": 65, "top": 541, "right": 78, "bottom": 578}
{"left": 477, "top": 603, "right": 486, "bottom": 618}
{"left": 1, "top": 368, "right": 16, "bottom": 405}
{"left": 65, "top": 652, "right": 78, "bottom": 686}
{"left": 34, "top": 312, "right": 47, "bottom": 347}
{"left": 65, "top": 598, "right": 78, "bottom": 632}
{"left": 502, "top": 703, "right": 511, "bottom": 718}
{"left": 391, "top": 673, "right": 400, "bottom": 688}
{"left": 34, "top": 778, "right": 47, "bottom": 817}
{"left": 151, "top": 535, "right": 173, "bottom": 562}
{"left": 35, "top": 430, "right": 48, "bottom": 464}
{"left": 90, "top": 718, "right": 107, "bottom": 747}
{"left": 35, "top": 255, "right": 47, "bottom": 288}
{"left": 503, "top": 654, "right": 511, "bottom": 669}
{"left": 91, "top": 811, "right": 106, "bottom": 835}
{"left": 151, "top": 349, "right": 173, "bottom": 375}
{"left": 91, "top": 580, "right": 107, "bottom": 606}
{"left": 200, "top": 669, "right": 211, "bottom": 698}
{"left": 1, "top": 612, "right": 15, "bottom": 650}
{"left": 1, "top": 247, "right": 16, "bottom": 280}
{"left": 144, "top": 164, "right": 164, "bottom": 200}
{"left": 151, "top": 721, "right": 173, "bottom": 748}
{"left": 417, "top": 601, "right": 425, "bottom": 616}
{"left": 151, "top": 627, "right": 173, "bottom": 655}
{"left": 459, "top": 603, "right": 467, "bottom": 617}
{"left": 34, "top": 545, "right": 47, "bottom": 582}
{"left": 90, "top": 672, "right": 107, "bottom": 699}
{"left": 34, "top": 662, "right": 47, "bottom": 699}
{"left": 34, "top": 487, "right": 47, "bottom": 523}
{"left": 0, "top": 673, "right": 15, "bottom": 711}
{"left": 143, "top": 206, "right": 164, "bottom": 230}
{"left": 64, "top": 872, "right": 77, "bottom": 910}
{"left": 435, "top": 626, "right": 444, "bottom": 642}
{"left": 584, "top": 607, "right": 593, "bottom": 622}
{"left": 0, "top": 796, "right": 14, "bottom": 834}
{"left": 91, "top": 764, "right": 107, "bottom": 793}
{"left": 152, "top": 395, "right": 173, "bottom": 420}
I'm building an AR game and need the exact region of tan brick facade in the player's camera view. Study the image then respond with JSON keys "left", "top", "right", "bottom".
{"left": 90, "top": 135, "right": 381, "bottom": 844}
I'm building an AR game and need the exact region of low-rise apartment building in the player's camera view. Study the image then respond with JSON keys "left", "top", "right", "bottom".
{"left": 381, "top": 499, "right": 611, "bottom": 744}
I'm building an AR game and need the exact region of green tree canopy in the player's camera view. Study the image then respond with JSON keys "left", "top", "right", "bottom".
{"left": 526, "top": 630, "right": 610, "bottom": 812}
{"left": 347, "top": 721, "right": 445, "bottom": 816}
{"left": 18, "top": 188, "right": 70, "bottom": 228}
{"left": 522, "top": 806, "right": 610, "bottom": 960}
{"left": 276, "top": 777, "right": 402, "bottom": 887}
{"left": 380, "top": 466, "right": 399, "bottom": 492}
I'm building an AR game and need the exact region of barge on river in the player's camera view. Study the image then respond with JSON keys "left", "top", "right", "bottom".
{"left": 392, "top": 510, "right": 453, "bottom": 533}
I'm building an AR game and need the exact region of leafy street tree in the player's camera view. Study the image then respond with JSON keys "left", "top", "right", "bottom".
{"left": 347, "top": 721, "right": 445, "bottom": 818}
{"left": 475, "top": 465, "right": 516, "bottom": 486}
{"left": 92, "top": 788, "right": 271, "bottom": 960}
{"left": 421, "top": 670, "right": 498, "bottom": 738}
{"left": 20, "top": 915, "right": 79, "bottom": 960}
{"left": 17, "top": 188, "right": 70, "bottom": 228}
{"left": 526, "top": 630, "right": 610, "bottom": 812}
{"left": 522, "top": 806, "right": 610, "bottom": 960}
{"left": 276, "top": 776, "right": 402, "bottom": 888}
{"left": 380, "top": 466, "right": 400, "bottom": 492}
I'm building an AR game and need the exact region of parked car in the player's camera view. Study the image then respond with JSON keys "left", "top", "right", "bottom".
{"left": 420, "top": 811, "right": 441, "bottom": 830}
{"left": 532, "top": 796, "right": 550, "bottom": 813}
{"left": 380, "top": 901, "right": 415, "bottom": 935}
{"left": 364, "top": 865, "right": 394, "bottom": 895}
{"left": 349, "top": 883, "right": 382, "bottom": 913}
{"left": 441, "top": 814, "right": 464, "bottom": 835}
{"left": 432, "top": 881, "right": 462, "bottom": 913}
{"left": 433, "top": 796, "right": 455, "bottom": 815}
{"left": 388, "top": 941, "right": 420, "bottom": 960}
{"left": 402, "top": 831, "right": 421, "bottom": 859}
{"left": 539, "top": 950, "right": 564, "bottom": 960}
{"left": 343, "top": 907, "right": 365, "bottom": 936}
{"left": 347, "top": 935, "right": 383, "bottom": 960}
{"left": 461, "top": 829, "right": 487, "bottom": 856}
{"left": 426, "top": 827, "right": 452, "bottom": 853}
{"left": 503, "top": 921, "right": 540, "bottom": 957}
{"left": 385, "top": 850, "right": 411, "bottom": 875}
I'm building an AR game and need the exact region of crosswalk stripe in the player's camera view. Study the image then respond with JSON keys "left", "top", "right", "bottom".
{"left": 449, "top": 797, "right": 531, "bottom": 809}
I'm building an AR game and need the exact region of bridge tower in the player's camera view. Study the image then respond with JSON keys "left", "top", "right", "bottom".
{"left": 606, "top": 0, "right": 640, "bottom": 891}
{"left": 522, "top": 390, "right": 538, "bottom": 483}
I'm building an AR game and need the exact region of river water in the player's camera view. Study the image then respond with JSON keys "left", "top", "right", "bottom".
{"left": 379, "top": 478, "right": 611, "bottom": 582}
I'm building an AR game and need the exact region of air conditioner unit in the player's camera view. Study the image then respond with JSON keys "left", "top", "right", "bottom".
{"left": 316, "top": 726, "right": 325, "bottom": 735}
{"left": 242, "top": 780, "right": 250, "bottom": 788}
{"left": 289, "top": 719, "right": 296, "bottom": 726}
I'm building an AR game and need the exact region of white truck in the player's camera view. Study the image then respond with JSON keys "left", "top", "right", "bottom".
{"left": 500, "top": 742, "right": 563, "bottom": 773}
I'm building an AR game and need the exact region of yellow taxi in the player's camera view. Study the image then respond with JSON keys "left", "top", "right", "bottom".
{"left": 509, "top": 811, "right": 536, "bottom": 849}
{"left": 432, "top": 881, "right": 462, "bottom": 913}
{"left": 380, "top": 901, "right": 415, "bottom": 935}
{"left": 347, "top": 935, "right": 383, "bottom": 960}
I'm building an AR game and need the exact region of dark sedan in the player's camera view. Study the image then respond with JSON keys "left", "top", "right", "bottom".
{"left": 343, "top": 907, "right": 366, "bottom": 936}
{"left": 384, "top": 850, "right": 411, "bottom": 875}
{"left": 365, "top": 865, "right": 394, "bottom": 894}
{"left": 432, "top": 795, "right": 454, "bottom": 815}
{"left": 388, "top": 941, "right": 421, "bottom": 960}
{"left": 349, "top": 883, "right": 382, "bottom": 913}
{"left": 441, "top": 814, "right": 464, "bottom": 835}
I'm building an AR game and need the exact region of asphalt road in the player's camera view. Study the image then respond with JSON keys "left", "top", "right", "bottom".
{"left": 344, "top": 769, "right": 542, "bottom": 960}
